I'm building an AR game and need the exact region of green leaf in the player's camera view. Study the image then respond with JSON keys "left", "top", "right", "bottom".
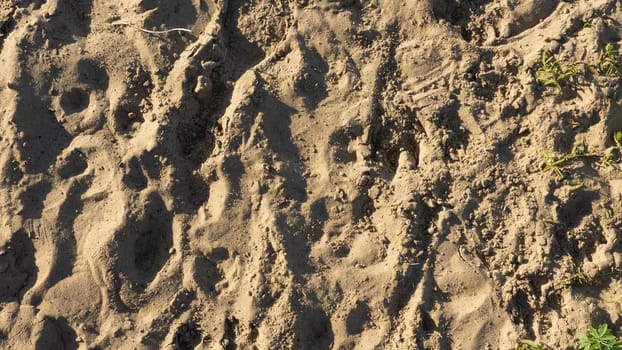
{"left": 599, "top": 324, "right": 608, "bottom": 336}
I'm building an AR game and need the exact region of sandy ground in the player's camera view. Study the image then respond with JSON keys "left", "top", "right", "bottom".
{"left": 2, "top": 0, "right": 622, "bottom": 349}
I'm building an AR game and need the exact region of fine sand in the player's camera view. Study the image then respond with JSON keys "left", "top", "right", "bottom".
{"left": 2, "top": 0, "right": 622, "bottom": 349}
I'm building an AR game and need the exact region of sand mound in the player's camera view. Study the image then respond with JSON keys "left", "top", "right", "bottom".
{"left": 1, "top": 0, "right": 622, "bottom": 348}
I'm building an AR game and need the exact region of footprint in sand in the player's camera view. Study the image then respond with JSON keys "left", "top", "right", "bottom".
{"left": 0, "top": 230, "right": 35, "bottom": 303}
{"left": 117, "top": 192, "right": 173, "bottom": 294}
{"left": 433, "top": 0, "right": 560, "bottom": 44}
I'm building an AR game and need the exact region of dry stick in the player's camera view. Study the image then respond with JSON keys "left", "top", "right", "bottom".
{"left": 110, "top": 20, "right": 192, "bottom": 35}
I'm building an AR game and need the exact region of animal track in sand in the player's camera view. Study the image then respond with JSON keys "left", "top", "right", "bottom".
{"left": 121, "top": 157, "right": 148, "bottom": 191}
{"left": 187, "top": 255, "right": 224, "bottom": 296}
{"left": 0, "top": 230, "right": 35, "bottom": 303}
{"left": 117, "top": 192, "right": 173, "bottom": 294}
{"left": 32, "top": 316, "right": 78, "bottom": 350}
{"left": 433, "top": 0, "right": 560, "bottom": 45}
{"left": 55, "top": 149, "right": 88, "bottom": 180}
{"left": 76, "top": 58, "right": 109, "bottom": 90}
{"left": 59, "top": 88, "right": 90, "bottom": 115}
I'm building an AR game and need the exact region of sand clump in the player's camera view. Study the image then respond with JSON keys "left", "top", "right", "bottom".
{"left": 1, "top": 0, "right": 622, "bottom": 349}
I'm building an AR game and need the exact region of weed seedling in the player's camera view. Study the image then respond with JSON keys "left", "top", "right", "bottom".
{"left": 517, "top": 339, "right": 547, "bottom": 350}
{"left": 597, "top": 131, "right": 622, "bottom": 168}
{"left": 591, "top": 43, "right": 622, "bottom": 77}
{"left": 567, "top": 267, "right": 622, "bottom": 287}
{"left": 542, "top": 152, "right": 566, "bottom": 179}
{"left": 542, "top": 141, "right": 592, "bottom": 182}
{"left": 597, "top": 153, "right": 614, "bottom": 168}
{"left": 603, "top": 208, "right": 613, "bottom": 220}
{"left": 536, "top": 51, "right": 580, "bottom": 90}
{"left": 579, "top": 324, "right": 622, "bottom": 350}
{"left": 566, "top": 267, "right": 597, "bottom": 287}
{"left": 541, "top": 135, "right": 622, "bottom": 187}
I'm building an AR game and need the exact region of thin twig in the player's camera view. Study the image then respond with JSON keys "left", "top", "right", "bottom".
{"left": 110, "top": 20, "right": 192, "bottom": 35}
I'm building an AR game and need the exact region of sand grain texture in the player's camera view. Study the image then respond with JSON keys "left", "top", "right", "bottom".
{"left": 1, "top": 0, "right": 622, "bottom": 349}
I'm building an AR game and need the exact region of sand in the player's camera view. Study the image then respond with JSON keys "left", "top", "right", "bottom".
{"left": 1, "top": 0, "right": 622, "bottom": 349}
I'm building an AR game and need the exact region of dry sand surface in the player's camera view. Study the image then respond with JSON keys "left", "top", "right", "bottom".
{"left": 3, "top": 0, "right": 622, "bottom": 349}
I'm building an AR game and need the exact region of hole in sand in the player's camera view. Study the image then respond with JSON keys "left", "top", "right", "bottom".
{"left": 60, "top": 87, "right": 89, "bottom": 114}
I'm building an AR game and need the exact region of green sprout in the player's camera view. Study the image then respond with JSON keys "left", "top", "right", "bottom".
{"left": 540, "top": 134, "right": 622, "bottom": 187}
{"left": 542, "top": 152, "right": 566, "bottom": 179}
{"left": 591, "top": 44, "right": 622, "bottom": 77}
{"left": 517, "top": 339, "right": 547, "bottom": 350}
{"left": 603, "top": 209, "right": 613, "bottom": 220}
{"left": 597, "top": 153, "right": 614, "bottom": 168}
{"left": 597, "top": 131, "right": 622, "bottom": 168}
{"left": 579, "top": 324, "right": 622, "bottom": 350}
{"left": 542, "top": 141, "right": 591, "bottom": 182}
{"left": 536, "top": 51, "right": 580, "bottom": 90}
{"left": 567, "top": 267, "right": 622, "bottom": 288}
{"left": 566, "top": 267, "right": 597, "bottom": 287}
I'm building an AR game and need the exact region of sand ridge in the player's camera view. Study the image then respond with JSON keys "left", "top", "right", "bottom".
{"left": 1, "top": 0, "right": 622, "bottom": 349}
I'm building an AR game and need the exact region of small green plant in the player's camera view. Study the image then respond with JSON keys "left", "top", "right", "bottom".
{"left": 579, "top": 324, "right": 622, "bottom": 350}
{"left": 542, "top": 141, "right": 591, "bottom": 188}
{"left": 603, "top": 208, "right": 613, "bottom": 220}
{"left": 542, "top": 141, "right": 588, "bottom": 173}
{"left": 542, "top": 152, "right": 566, "bottom": 179}
{"left": 517, "top": 339, "right": 547, "bottom": 350}
{"left": 597, "top": 152, "right": 614, "bottom": 168}
{"left": 597, "top": 131, "right": 622, "bottom": 168}
{"left": 542, "top": 132, "right": 622, "bottom": 187}
{"left": 567, "top": 267, "right": 622, "bottom": 287}
{"left": 567, "top": 267, "right": 597, "bottom": 286}
{"left": 591, "top": 43, "right": 622, "bottom": 77}
{"left": 536, "top": 50, "right": 580, "bottom": 90}
{"left": 599, "top": 131, "right": 622, "bottom": 167}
